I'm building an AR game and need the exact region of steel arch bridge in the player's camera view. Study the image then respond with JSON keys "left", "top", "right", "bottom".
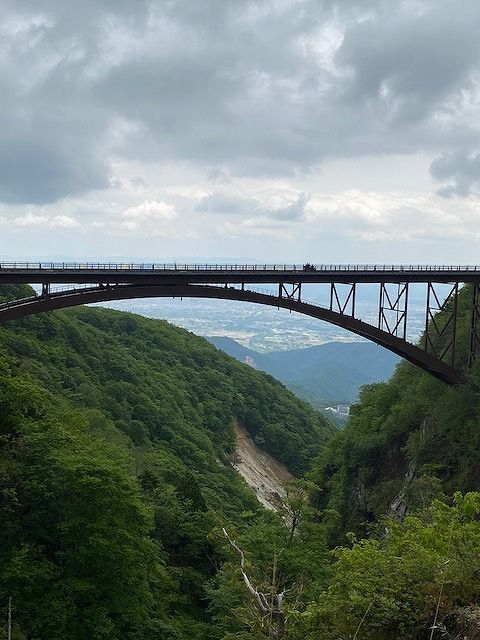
{"left": 1, "top": 261, "right": 480, "bottom": 385}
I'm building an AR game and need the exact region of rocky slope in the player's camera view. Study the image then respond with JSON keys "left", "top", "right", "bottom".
{"left": 233, "top": 421, "right": 293, "bottom": 511}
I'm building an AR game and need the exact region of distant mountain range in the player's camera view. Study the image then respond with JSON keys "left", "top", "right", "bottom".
{"left": 206, "top": 337, "right": 400, "bottom": 405}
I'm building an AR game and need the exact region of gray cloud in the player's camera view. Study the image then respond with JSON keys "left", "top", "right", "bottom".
{"left": 430, "top": 150, "right": 480, "bottom": 197}
{"left": 196, "top": 192, "right": 259, "bottom": 215}
{"left": 0, "top": 127, "right": 108, "bottom": 204}
{"left": 336, "top": 2, "right": 480, "bottom": 122}
{"left": 196, "top": 190, "right": 310, "bottom": 220}
{"left": 1, "top": 0, "right": 480, "bottom": 204}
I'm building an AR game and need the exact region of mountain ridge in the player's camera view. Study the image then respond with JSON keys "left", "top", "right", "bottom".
{"left": 206, "top": 336, "right": 400, "bottom": 404}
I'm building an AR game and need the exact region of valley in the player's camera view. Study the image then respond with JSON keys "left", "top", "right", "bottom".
{"left": 3, "top": 3, "right": 480, "bottom": 637}
{"left": 206, "top": 336, "right": 399, "bottom": 406}
{"left": 101, "top": 286, "right": 428, "bottom": 353}
{"left": 1, "top": 282, "right": 480, "bottom": 640}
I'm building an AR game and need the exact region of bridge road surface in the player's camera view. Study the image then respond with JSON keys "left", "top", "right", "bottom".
{"left": 1, "top": 263, "right": 480, "bottom": 285}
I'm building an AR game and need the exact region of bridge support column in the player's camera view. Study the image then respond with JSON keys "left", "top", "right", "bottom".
{"left": 329, "top": 283, "right": 356, "bottom": 316}
{"left": 378, "top": 282, "right": 409, "bottom": 340}
{"left": 279, "top": 282, "right": 301, "bottom": 302}
{"left": 424, "top": 282, "right": 459, "bottom": 366}
{"left": 469, "top": 283, "right": 480, "bottom": 368}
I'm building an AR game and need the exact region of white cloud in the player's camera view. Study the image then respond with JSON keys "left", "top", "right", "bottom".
{"left": 120, "top": 199, "right": 177, "bottom": 231}
{"left": 1, "top": 1, "right": 480, "bottom": 261}
{"left": 307, "top": 191, "right": 480, "bottom": 242}
{"left": 0, "top": 212, "right": 79, "bottom": 229}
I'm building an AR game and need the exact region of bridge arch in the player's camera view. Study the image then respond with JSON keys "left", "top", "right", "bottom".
{"left": 0, "top": 282, "right": 461, "bottom": 385}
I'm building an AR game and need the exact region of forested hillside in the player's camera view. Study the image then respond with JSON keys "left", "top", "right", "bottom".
{"left": 282, "top": 284, "right": 480, "bottom": 639}
{"left": 0, "top": 285, "right": 332, "bottom": 639}
{"left": 310, "top": 284, "right": 480, "bottom": 541}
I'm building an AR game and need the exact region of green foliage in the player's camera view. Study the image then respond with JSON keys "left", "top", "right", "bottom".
{"left": 310, "top": 285, "right": 480, "bottom": 540}
{"left": 0, "top": 359, "right": 158, "bottom": 639}
{"left": 209, "top": 482, "right": 331, "bottom": 638}
{"left": 295, "top": 493, "right": 480, "bottom": 640}
{"left": 0, "top": 294, "right": 332, "bottom": 638}
{"left": 4, "top": 284, "right": 480, "bottom": 640}
{"left": 0, "top": 285, "right": 34, "bottom": 304}
{"left": 0, "top": 303, "right": 332, "bottom": 477}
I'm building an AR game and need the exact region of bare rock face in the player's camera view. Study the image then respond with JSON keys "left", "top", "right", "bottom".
{"left": 233, "top": 421, "right": 293, "bottom": 511}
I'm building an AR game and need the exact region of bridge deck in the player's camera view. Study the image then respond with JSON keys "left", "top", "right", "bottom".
{"left": 1, "top": 262, "right": 480, "bottom": 285}
{"left": 1, "top": 262, "right": 479, "bottom": 385}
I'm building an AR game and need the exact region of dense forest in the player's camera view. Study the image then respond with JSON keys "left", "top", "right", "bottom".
{"left": 1, "top": 284, "right": 480, "bottom": 639}
{"left": 311, "top": 284, "right": 480, "bottom": 538}
{"left": 301, "top": 284, "right": 480, "bottom": 639}
{"left": 0, "top": 284, "right": 332, "bottom": 639}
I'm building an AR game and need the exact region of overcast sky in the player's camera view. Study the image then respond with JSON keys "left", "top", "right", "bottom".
{"left": 1, "top": 0, "right": 480, "bottom": 262}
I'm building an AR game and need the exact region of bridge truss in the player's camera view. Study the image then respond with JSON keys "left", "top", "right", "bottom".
{"left": 1, "top": 262, "right": 480, "bottom": 385}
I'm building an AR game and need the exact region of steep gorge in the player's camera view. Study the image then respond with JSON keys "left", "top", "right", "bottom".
{"left": 3, "top": 285, "right": 480, "bottom": 640}
{"left": 0, "top": 287, "right": 333, "bottom": 639}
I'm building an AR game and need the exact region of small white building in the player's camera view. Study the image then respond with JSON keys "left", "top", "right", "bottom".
{"left": 325, "top": 404, "right": 350, "bottom": 419}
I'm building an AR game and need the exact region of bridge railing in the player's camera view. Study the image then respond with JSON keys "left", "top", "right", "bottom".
{"left": 0, "top": 262, "right": 479, "bottom": 272}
